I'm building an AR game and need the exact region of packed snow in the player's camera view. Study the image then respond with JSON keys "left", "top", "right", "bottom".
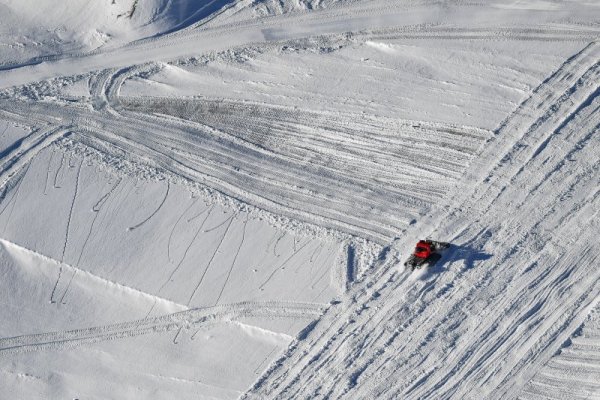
{"left": 0, "top": 0, "right": 599, "bottom": 398}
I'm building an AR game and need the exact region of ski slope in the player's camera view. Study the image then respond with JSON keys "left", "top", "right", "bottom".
{"left": 0, "top": 0, "right": 599, "bottom": 398}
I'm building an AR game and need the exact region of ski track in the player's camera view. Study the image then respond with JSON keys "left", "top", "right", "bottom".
{"left": 160, "top": 205, "right": 214, "bottom": 292}
{"left": 79, "top": 178, "right": 128, "bottom": 274}
{"left": 259, "top": 240, "right": 312, "bottom": 290}
{"left": 0, "top": 161, "right": 31, "bottom": 234}
{"left": 127, "top": 181, "right": 170, "bottom": 231}
{"left": 42, "top": 148, "right": 55, "bottom": 195}
{"left": 204, "top": 212, "right": 236, "bottom": 233}
{"left": 167, "top": 196, "right": 199, "bottom": 263}
{"left": 273, "top": 232, "right": 286, "bottom": 258}
{"left": 243, "top": 40, "right": 600, "bottom": 399}
{"left": 214, "top": 215, "right": 249, "bottom": 306}
{"left": 187, "top": 213, "right": 235, "bottom": 305}
{"left": 0, "top": 2, "right": 599, "bottom": 88}
{"left": 50, "top": 159, "right": 84, "bottom": 304}
{"left": 53, "top": 152, "right": 65, "bottom": 188}
{"left": 60, "top": 159, "right": 83, "bottom": 263}
{"left": 92, "top": 177, "right": 123, "bottom": 212}
{"left": 0, "top": 122, "right": 70, "bottom": 190}
{"left": 58, "top": 269, "right": 77, "bottom": 305}
{"left": 65, "top": 177, "right": 125, "bottom": 302}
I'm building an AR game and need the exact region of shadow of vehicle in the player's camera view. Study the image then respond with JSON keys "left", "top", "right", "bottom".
{"left": 446, "top": 244, "right": 492, "bottom": 269}
{"left": 419, "top": 244, "right": 492, "bottom": 275}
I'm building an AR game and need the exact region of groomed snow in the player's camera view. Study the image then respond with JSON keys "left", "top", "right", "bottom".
{"left": 0, "top": 0, "right": 599, "bottom": 398}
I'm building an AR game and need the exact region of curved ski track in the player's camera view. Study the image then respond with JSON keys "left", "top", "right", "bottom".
{"left": 0, "top": 120, "right": 71, "bottom": 189}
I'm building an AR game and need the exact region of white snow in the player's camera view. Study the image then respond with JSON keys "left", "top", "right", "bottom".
{"left": 0, "top": 0, "right": 599, "bottom": 398}
{"left": 121, "top": 38, "right": 580, "bottom": 129}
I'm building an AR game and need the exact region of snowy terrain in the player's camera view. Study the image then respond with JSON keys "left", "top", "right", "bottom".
{"left": 0, "top": 0, "right": 599, "bottom": 398}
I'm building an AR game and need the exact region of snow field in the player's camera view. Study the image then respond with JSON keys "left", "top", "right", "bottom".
{"left": 0, "top": 143, "right": 347, "bottom": 307}
{"left": 246, "top": 39, "right": 600, "bottom": 399}
{"left": 0, "top": 140, "right": 344, "bottom": 397}
{"left": 0, "top": 0, "right": 599, "bottom": 398}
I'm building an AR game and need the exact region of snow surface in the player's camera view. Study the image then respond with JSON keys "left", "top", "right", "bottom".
{"left": 0, "top": 0, "right": 599, "bottom": 398}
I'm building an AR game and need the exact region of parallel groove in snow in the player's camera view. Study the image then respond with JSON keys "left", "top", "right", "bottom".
{"left": 0, "top": 2, "right": 599, "bottom": 399}
{"left": 244, "top": 40, "right": 600, "bottom": 399}
{"left": 519, "top": 304, "right": 600, "bottom": 400}
{"left": 114, "top": 97, "right": 488, "bottom": 242}
{"left": 0, "top": 96, "right": 488, "bottom": 244}
{"left": 0, "top": 298, "right": 322, "bottom": 356}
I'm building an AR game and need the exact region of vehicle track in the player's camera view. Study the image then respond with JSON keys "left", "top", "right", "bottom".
{"left": 1, "top": 16, "right": 598, "bottom": 90}
{"left": 518, "top": 302, "right": 600, "bottom": 400}
{"left": 244, "top": 40, "right": 600, "bottom": 399}
{"left": 0, "top": 124, "right": 71, "bottom": 189}
{"left": 0, "top": 96, "right": 488, "bottom": 244}
{"left": 0, "top": 238, "right": 324, "bottom": 356}
{"left": 0, "top": 4, "right": 598, "bottom": 397}
{"left": 0, "top": 299, "right": 324, "bottom": 356}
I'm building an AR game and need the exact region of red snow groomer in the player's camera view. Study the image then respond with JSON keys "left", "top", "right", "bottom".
{"left": 404, "top": 239, "right": 449, "bottom": 270}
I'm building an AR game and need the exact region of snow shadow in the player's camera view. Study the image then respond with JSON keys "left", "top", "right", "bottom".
{"left": 446, "top": 244, "right": 492, "bottom": 270}
{"left": 147, "top": 0, "right": 237, "bottom": 37}
{"left": 418, "top": 244, "right": 492, "bottom": 277}
{"left": 415, "top": 253, "right": 445, "bottom": 277}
